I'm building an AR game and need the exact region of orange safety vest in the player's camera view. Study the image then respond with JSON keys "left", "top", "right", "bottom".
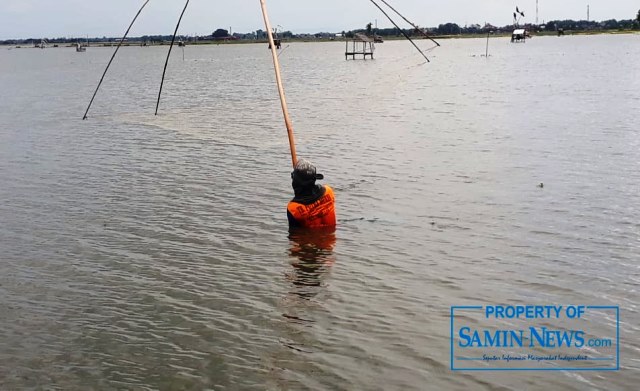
{"left": 287, "top": 185, "right": 337, "bottom": 228}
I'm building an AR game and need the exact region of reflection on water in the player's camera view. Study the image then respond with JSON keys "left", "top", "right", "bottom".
{"left": 273, "top": 227, "right": 337, "bottom": 381}
{"left": 286, "top": 227, "right": 336, "bottom": 299}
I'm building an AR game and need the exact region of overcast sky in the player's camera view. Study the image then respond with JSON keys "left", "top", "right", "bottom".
{"left": 1, "top": 0, "right": 638, "bottom": 39}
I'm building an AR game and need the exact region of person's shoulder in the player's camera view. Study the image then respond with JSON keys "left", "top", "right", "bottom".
{"left": 322, "top": 184, "right": 335, "bottom": 197}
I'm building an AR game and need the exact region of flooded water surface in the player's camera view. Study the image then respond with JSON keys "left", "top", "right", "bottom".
{"left": 1, "top": 34, "right": 639, "bottom": 390}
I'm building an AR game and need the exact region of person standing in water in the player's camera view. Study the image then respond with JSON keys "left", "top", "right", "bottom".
{"left": 287, "top": 159, "right": 336, "bottom": 228}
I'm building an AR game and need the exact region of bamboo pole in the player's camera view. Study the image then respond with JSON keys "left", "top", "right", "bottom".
{"left": 485, "top": 32, "right": 490, "bottom": 57}
{"left": 83, "top": 0, "right": 151, "bottom": 120}
{"left": 258, "top": 0, "right": 297, "bottom": 168}
{"left": 155, "top": 0, "right": 190, "bottom": 116}
{"left": 377, "top": 0, "right": 440, "bottom": 47}
{"left": 369, "top": 0, "right": 431, "bottom": 63}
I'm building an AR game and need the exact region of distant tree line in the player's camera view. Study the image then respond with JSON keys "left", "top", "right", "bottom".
{"left": 3, "top": 15, "right": 639, "bottom": 45}
{"left": 544, "top": 18, "right": 638, "bottom": 31}
{"left": 338, "top": 16, "right": 640, "bottom": 38}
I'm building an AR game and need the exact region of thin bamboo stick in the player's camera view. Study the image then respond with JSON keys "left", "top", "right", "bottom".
{"left": 83, "top": 0, "right": 151, "bottom": 120}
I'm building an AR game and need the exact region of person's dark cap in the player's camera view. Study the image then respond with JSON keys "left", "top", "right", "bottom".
{"left": 291, "top": 158, "right": 324, "bottom": 184}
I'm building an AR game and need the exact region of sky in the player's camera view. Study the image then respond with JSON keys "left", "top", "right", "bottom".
{"left": 0, "top": 0, "right": 638, "bottom": 39}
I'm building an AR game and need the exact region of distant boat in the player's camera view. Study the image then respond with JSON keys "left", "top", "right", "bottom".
{"left": 76, "top": 36, "right": 89, "bottom": 52}
{"left": 268, "top": 26, "right": 282, "bottom": 49}
{"left": 511, "top": 29, "right": 527, "bottom": 43}
{"left": 268, "top": 38, "right": 282, "bottom": 49}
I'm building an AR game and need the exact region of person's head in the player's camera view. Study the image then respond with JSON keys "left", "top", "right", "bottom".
{"left": 291, "top": 158, "right": 324, "bottom": 189}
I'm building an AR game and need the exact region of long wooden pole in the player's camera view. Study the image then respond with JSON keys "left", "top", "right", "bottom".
{"left": 258, "top": 0, "right": 297, "bottom": 168}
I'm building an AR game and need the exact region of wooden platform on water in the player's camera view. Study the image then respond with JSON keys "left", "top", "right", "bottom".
{"left": 345, "top": 33, "right": 375, "bottom": 60}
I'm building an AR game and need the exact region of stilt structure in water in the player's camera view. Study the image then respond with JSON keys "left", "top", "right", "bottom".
{"left": 345, "top": 33, "right": 375, "bottom": 60}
